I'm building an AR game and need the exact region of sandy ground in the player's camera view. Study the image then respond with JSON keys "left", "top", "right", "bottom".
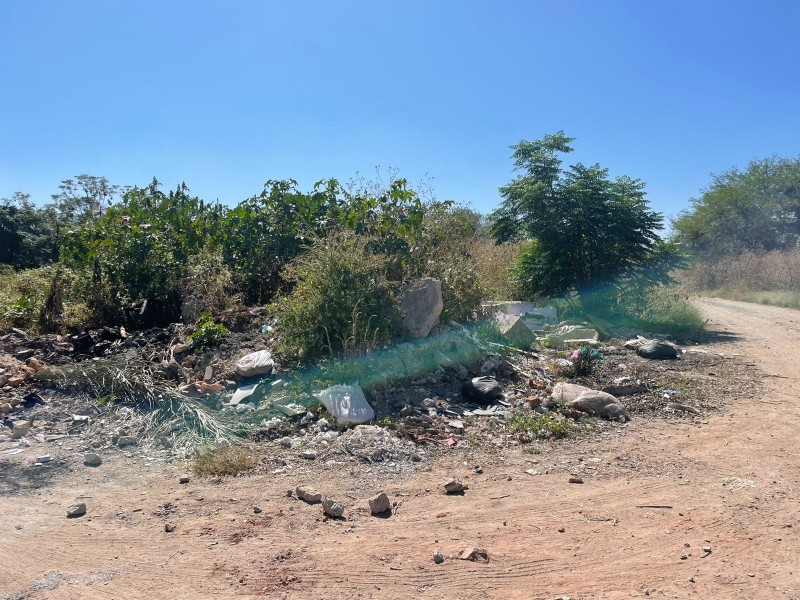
{"left": 1, "top": 297, "right": 799, "bottom": 600}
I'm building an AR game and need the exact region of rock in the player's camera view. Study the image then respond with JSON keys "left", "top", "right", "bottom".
{"left": 278, "top": 436, "right": 293, "bottom": 449}
{"left": 551, "top": 382, "right": 593, "bottom": 404}
{"left": 397, "top": 278, "right": 443, "bottom": 338}
{"left": 368, "top": 492, "right": 391, "bottom": 515}
{"left": 315, "top": 384, "right": 374, "bottom": 425}
{"left": 461, "top": 376, "right": 503, "bottom": 404}
{"left": 322, "top": 498, "right": 344, "bottom": 518}
{"left": 7, "top": 376, "right": 24, "bottom": 388}
{"left": 83, "top": 453, "right": 102, "bottom": 467}
{"left": 234, "top": 350, "right": 274, "bottom": 377}
{"left": 0, "top": 403, "right": 12, "bottom": 415}
{"left": 601, "top": 383, "right": 648, "bottom": 396}
{"left": 433, "top": 549, "right": 445, "bottom": 564}
{"left": 72, "top": 414, "right": 90, "bottom": 425}
{"left": 296, "top": 485, "right": 323, "bottom": 503}
{"left": 666, "top": 402, "right": 699, "bottom": 415}
{"left": 36, "top": 455, "right": 53, "bottom": 463}
{"left": 67, "top": 503, "right": 87, "bottom": 518}
{"left": 179, "top": 475, "right": 190, "bottom": 484}
{"left": 11, "top": 422, "right": 30, "bottom": 440}
{"left": 117, "top": 436, "right": 137, "bottom": 448}
{"left": 165, "top": 523, "right": 176, "bottom": 533}
{"left": 637, "top": 340, "right": 679, "bottom": 360}
{"left": 460, "top": 547, "right": 489, "bottom": 562}
{"left": 299, "top": 450, "right": 317, "bottom": 460}
{"left": 623, "top": 336, "right": 649, "bottom": 350}
{"left": 253, "top": 506, "right": 263, "bottom": 514}
{"left": 568, "top": 476, "right": 584, "bottom": 484}
{"left": 496, "top": 315, "right": 537, "bottom": 348}
{"left": 444, "top": 478, "right": 464, "bottom": 494}
{"left": 566, "top": 390, "right": 629, "bottom": 421}
{"left": 171, "top": 342, "right": 190, "bottom": 355}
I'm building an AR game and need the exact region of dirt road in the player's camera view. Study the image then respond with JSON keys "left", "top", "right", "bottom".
{"left": 2, "top": 298, "right": 799, "bottom": 599}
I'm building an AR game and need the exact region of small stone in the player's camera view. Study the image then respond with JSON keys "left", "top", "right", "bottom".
{"left": 747, "top": 573, "right": 755, "bottom": 577}
{"left": 300, "top": 450, "right": 317, "bottom": 460}
{"left": 296, "top": 485, "right": 323, "bottom": 504}
{"left": 702, "top": 546, "right": 712, "bottom": 554}
{"left": 680, "top": 555, "right": 688, "bottom": 560}
{"left": 433, "top": 549, "right": 444, "bottom": 564}
{"left": 36, "top": 455, "right": 53, "bottom": 463}
{"left": 568, "top": 476, "right": 584, "bottom": 484}
{"left": 689, "top": 576, "right": 695, "bottom": 583}
{"left": 165, "top": 523, "right": 175, "bottom": 533}
{"left": 253, "top": 506, "right": 263, "bottom": 514}
{"left": 83, "top": 453, "right": 102, "bottom": 467}
{"left": 278, "top": 436, "right": 292, "bottom": 449}
{"left": 117, "top": 436, "right": 137, "bottom": 448}
{"left": 179, "top": 475, "right": 190, "bottom": 484}
{"left": 67, "top": 503, "right": 87, "bottom": 518}
{"left": 368, "top": 492, "right": 391, "bottom": 515}
{"left": 444, "top": 478, "right": 464, "bottom": 494}
{"left": 558, "top": 527, "right": 565, "bottom": 533}
{"left": 460, "top": 546, "right": 489, "bottom": 562}
{"left": 322, "top": 498, "right": 344, "bottom": 518}
{"left": 473, "top": 464, "right": 483, "bottom": 474}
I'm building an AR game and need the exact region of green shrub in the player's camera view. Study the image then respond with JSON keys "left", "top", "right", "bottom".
{"left": 188, "top": 312, "right": 229, "bottom": 348}
{"left": 275, "top": 231, "right": 398, "bottom": 360}
{"left": 510, "top": 412, "right": 583, "bottom": 440}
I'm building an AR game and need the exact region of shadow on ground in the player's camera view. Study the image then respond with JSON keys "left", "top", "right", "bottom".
{"left": 0, "top": 458, "right": 71, "bottom": 495}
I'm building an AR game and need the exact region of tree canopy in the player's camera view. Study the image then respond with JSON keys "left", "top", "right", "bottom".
{"left": 490, "top": 132, "right": 674, "bottom": 310}
{"left": 672, "top": 156, "right": 800, "bottom": 257}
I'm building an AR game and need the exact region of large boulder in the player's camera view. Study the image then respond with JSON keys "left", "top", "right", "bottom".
{"left": 496, "top": 315, "right": 536, "bottom": 348}
{"left": 315, "top": 384, "right": 375, "bottom": 425}
{"left": 567, "top": 390, "right": 628, "bottom": 421}
{"left": 637, "top": 340, "right": 679, "bottom": 360}
{"left": 397, "top": 278, "right": 443, "bottom": 338}
{"left": 235, "top": 350, "right": 274, "bottom": 377}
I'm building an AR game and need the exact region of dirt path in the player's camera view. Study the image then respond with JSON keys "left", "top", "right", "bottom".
{"left": 2, "top": 298, "right": 799, "bottom": 600}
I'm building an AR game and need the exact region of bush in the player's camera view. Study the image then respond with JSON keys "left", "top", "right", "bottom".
{"left": 510, "top": 412, "right": 584, "bottom": 440}
{"left": 188, "top": 312, "right": 229, "bottom": 348}
{"left": 471, "top": 240, "right": 522, "bottom": 300}
{"left": 275, "top": 231, "right": 399, "bottom": 360}
{"left": 0, "top": 265, "right": 91, "bottom": 332}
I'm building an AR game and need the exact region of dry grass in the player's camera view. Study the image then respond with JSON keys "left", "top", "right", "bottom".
{"left": 681, "top": 248, "right": 800, "bottom": 310}
{"left": 471, "top": 240, "right": 523, "bottom": 300}
{"left": 192, "top": 446, "right": 261, "bottom": 478}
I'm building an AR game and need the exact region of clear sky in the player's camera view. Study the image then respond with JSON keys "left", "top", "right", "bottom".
{"left": 1, "top": 0, "right": 798, "bottom": 222}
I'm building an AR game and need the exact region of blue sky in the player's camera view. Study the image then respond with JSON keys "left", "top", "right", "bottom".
{"left": 1, "top": 0, "right": 798, "bottom": 222}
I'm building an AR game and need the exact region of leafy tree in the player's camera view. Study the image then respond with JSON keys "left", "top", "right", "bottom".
{"left": 0, "top": 192, "right": 59, "bottom": 269}
{"left": 672, "top": 156, "right": 800, "bottom": 257}
{"left": 51, "top": 174, "right": 124, "bottom": 225}
{"left": 490, "top": 132, "right": 671, "bottom": 312}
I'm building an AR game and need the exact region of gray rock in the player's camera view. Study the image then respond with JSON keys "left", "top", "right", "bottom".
{"left": 397, "top": 278, "right": 443, "bottom": 338}
{"left": 368, "top": 492, "right": 391, "bottom": 515}
{"left": 67, "top": 503, "right": 87, "bottom": 518}
{"left": 444, "top": 478, "right": 464, "bottom": 494}
{"left": 300, "top": 450, "right": 317, "bottom": 460}
{"left": 253, "top": 506, "right": 263, "bottom": 514}
{"left": 296, "top": 485, "right": 323, "bottom": 503}
{"left": 569, "top": 476, "right": 584, "bottom": 484}
{"left": 84, "top": 453, "right": 102, "bottom": 467}
{"left": 433, "top": 549, "right": 445, "bottom": 564}
{"left": 165, "top": 523, "right": 176, "bottom": 533}
{"left": 496, "top": 315, "right": 536, "bottom": 348}
{"left": 234, "top": 350, "right": 274, "bottom": 377}
{"left": 637, "top": 340, "right": 679, "bottom": 360}
{"left": 117, "top": 436, "right": 137, "bottom": 448}
{"left": 322, "top": 498, "right": 344, "bottom": 518}
{"left": 460, "top": 547, "right": 489, "bottom": 562}
{"left": 179, "top": 475, "right": 190, "bottom": 484}
{"left": 566, "top": 390, "right": 629, "bottom": 421}
{"left": 36, "top": 455, "right": 53, "bottom": 463}
{"left": 278, "top": 436, "right": 293, "bottom": 449}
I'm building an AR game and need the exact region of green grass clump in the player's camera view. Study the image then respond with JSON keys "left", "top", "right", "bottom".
{"left": 510, "top": 412, "right": 582, "bottom": 440}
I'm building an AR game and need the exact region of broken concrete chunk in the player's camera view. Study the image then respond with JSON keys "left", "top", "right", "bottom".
{"left": 315, "top": 384, "right": 374, "bottom": 425}
{"left": 460, "top": 547, "right": 489, "bottom": 562}
{"left": 296, "top": 485, "right": 323, "bottom": 503}
{"left": 67, "top": 503, "right": 87, "bottom": 518}
{"left": 234, "top": 350, "right": 274, "bottom": 377}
